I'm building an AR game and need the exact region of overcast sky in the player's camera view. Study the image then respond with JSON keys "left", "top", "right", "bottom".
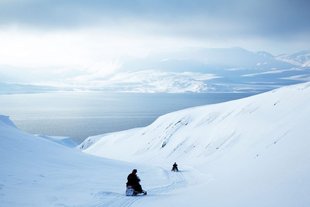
{"left": 0, "top": 0, "right": 309, "bottom": 78}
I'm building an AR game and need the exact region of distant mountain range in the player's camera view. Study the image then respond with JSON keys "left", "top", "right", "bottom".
{"left": 0, "top": 82, "right": 59, "bottom": 94}
{"left": 1, "top": 48, "right": 310, "bottom": 94}
{"left": 276, "top": 50, "right": 310, "bottom": 67}
{"left": 112, "top": 47, "right": 310, "bottom": 93}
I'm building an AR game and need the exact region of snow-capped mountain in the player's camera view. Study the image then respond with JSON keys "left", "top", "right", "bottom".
{"left": 119, "top": 47, "right": 291, "bottom": 71}
{"left": 2, "top": 48, "right": 310, "bottom": 94}
{"left": 81, "top": 82, "right": 310, "bottom": 206}
{"left": 277, "top": 50, "right": 310, "bottom": 67}
{"left": 97, "top": 47, "right": 308, "bottom": 93}
{"left": 62, "top": 48, "right": 310, "bottom": 93}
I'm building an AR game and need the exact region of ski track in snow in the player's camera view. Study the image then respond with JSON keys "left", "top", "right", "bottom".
{"left": 93, "top": 169, "right": 186, "bottom": 207}
{"left": 149, "top": 170, "right": 187, "bottom": 194}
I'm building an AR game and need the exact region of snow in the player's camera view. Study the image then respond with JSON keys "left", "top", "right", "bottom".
{"left": 82, "top": 82, "right": 310, "bottom": 206}
{"left": 3, "top": 48, "right": 310, "bottom": 94}
{"left": 1, "top": 82, "right": 310, "bottom": 207}
{"left": 0, "top": 115, "right": 165, "bottom": 207}
{"left": 36, "top": 135, "right": 78, "bottom": 148}
{"left": 277, "top": 50, "right": 310, "bottom": 67}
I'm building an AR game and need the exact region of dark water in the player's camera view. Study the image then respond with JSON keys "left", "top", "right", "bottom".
{"left": 0, "top": 92, "right": 257, "bottom": 143}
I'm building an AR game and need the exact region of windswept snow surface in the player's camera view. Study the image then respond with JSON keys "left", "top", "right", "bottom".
{"left": 82, "top": 82, "right": 310, "bottom": 207}
{"left": 0, "top": 115, "right": 175, "bottom": 207}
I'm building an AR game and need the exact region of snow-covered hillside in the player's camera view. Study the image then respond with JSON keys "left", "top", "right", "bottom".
{"left": 2, "top": 82, "right": 310, "bottom": 207}
{"left": 0, "top": 115, "right": 172, "bottom": 207}
{"left": 81, "top": 82, "right": 310, "bottom": 207}
{"left": 2, "top": 48, "right": 310, "bottom": 94}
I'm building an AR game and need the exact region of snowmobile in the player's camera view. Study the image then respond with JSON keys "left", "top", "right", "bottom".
{"left": 171, "top": 162, "right": 179, "bottom": 172}
{"left": 126, "top": 186, "right": 147, "bottom": 196}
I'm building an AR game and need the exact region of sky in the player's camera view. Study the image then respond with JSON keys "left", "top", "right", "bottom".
{"left": 0, "top": 0, "right": 309, "bottom": 87}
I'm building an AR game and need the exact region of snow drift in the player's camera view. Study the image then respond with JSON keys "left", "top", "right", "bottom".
{"left": 81, "top": 82, "right": 310, "bottom": 207}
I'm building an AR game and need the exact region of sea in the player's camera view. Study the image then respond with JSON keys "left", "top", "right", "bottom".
{"left": 0, "top": 92, "right": 257, "bottom": 143}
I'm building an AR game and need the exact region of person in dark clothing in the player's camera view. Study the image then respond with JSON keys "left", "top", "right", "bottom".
{"left": 126, "top": 169, "right": 146, "bottom": 195}
{"left": 171, "top": 162, "right": 179, "bottom": 172}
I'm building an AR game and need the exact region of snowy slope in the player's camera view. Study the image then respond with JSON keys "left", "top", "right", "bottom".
{"left": 81, "top": 82, "right": 310, "bottom": 207}
{"left": 36, "top": 134, "right": 78, "bottom": 148}
{"left": 0, "top": 115, "right": 174, "bottom": 207}
{"left": 2, "top": 82, "right": 310, "bottom": 207}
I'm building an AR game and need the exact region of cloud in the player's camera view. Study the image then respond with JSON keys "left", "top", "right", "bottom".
{"left": 1, "top": 0, "right": 309, "bottom": 40}
{"left": 0, "top": 0, "right": 309, "bottom": 85}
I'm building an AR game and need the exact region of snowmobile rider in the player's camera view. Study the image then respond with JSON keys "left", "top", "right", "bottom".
{"left": 171, "top": 162, "right": 179, "bottom": 172}
{"left": 126, "top": 169, "right": 146, "bottom": 194}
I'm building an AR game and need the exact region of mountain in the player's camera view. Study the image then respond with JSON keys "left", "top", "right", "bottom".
{"left": 81, "top": 82, "right": 310, "bottom": 207}
{"left": 277, "top": 50, "right": 310, "bottom": 67}
{"left": 1, "top": 48, "right": 310, "bottom": 94}
{"left": 0, "top": 115, "right": 153, "bottom": 207}
{"left": 87, "top": 47, "right": 310, "bottom": 93}
{"left": 120, "top": 47, "right": 293, "bottom": 72}
{"left": 0, "top": 82, "right": 59, "bottom": 94}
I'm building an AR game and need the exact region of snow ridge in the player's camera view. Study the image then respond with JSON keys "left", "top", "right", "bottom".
{"left": 82, "top": 82, "right": 310, "bottom": 164}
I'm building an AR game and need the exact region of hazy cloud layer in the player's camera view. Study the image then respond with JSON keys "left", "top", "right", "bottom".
{"left": 0, "top": 0, "right": 310, "bottom": 93}
{"left": 1, "top": 0, "right": 309, "bottom": 42}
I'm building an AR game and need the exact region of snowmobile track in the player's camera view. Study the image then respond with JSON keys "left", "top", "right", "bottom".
{"left": 93, "top": 170, "right": 186, "bottom": 207}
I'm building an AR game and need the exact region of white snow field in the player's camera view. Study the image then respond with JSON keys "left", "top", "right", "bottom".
{"left": 0, "top": 115, "right": 170, "bottom": 207}
{"left": 81, "top": 82, "right": 310, "bottom": 207}
{"left": 1, "top": 82, "right": 310, "bottom": 207}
